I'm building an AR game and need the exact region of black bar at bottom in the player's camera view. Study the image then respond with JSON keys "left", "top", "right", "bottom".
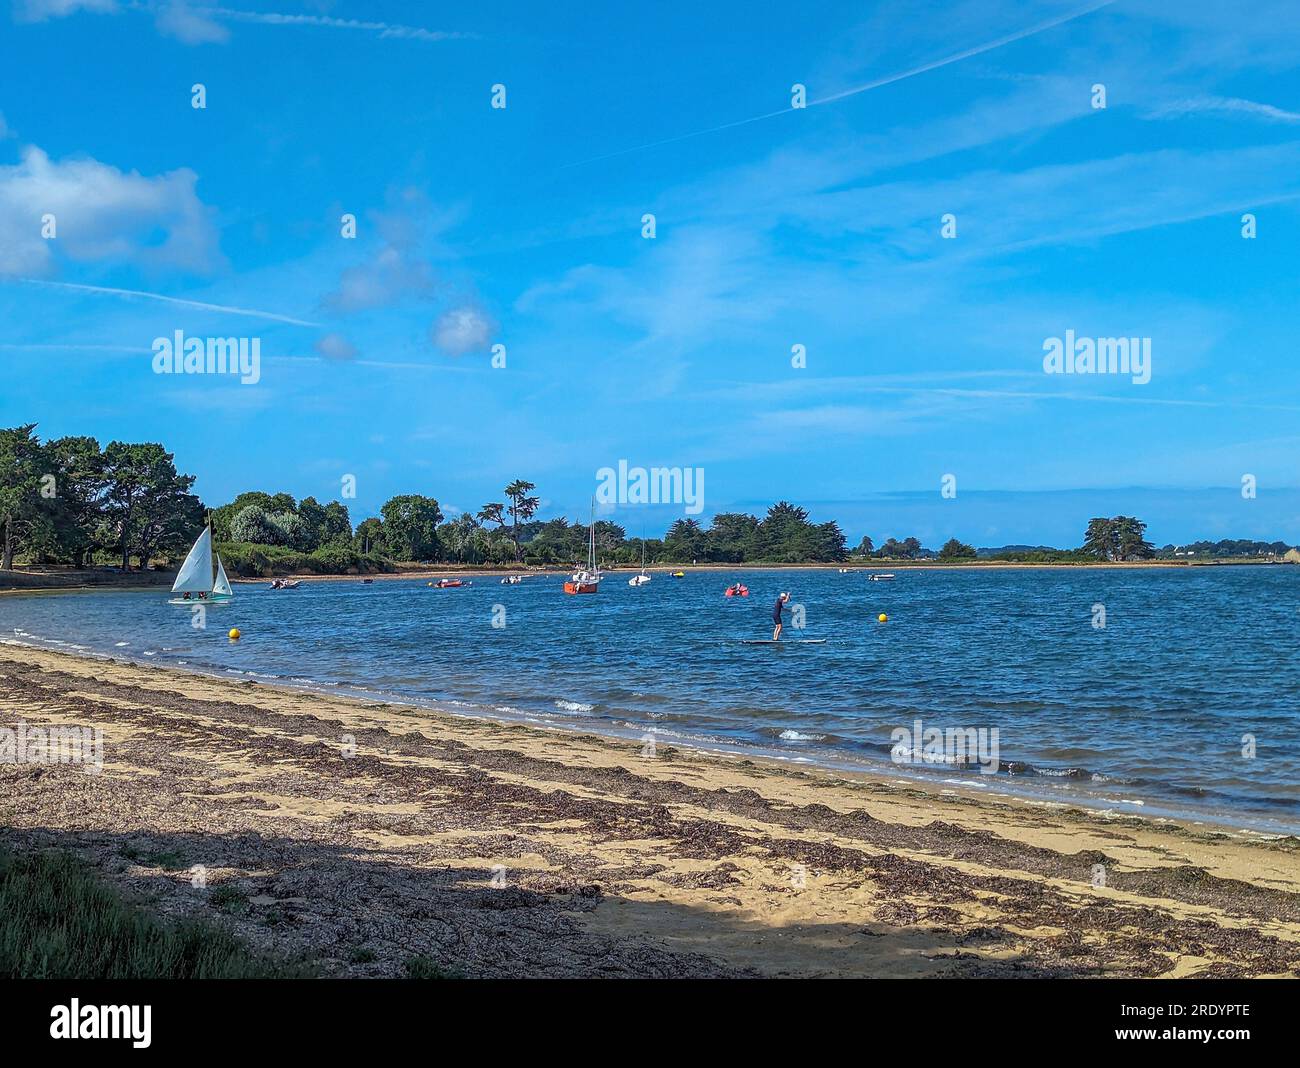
{"left": 1, "top": 977, "right": 1287, "bottom": 1052}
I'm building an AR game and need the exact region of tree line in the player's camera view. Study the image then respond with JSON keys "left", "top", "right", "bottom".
{"left": 5, "top": 424, "right": 1276, "bottom": 575}
{"left": 0, "top": 425, "right": 202, "bottom": 571}
{"left": 0, "top": 430, "right": 854, "bottom": 572}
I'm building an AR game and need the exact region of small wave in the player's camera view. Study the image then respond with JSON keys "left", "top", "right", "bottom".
{"left": 554, "top": 699, "right": 594, "bottom": 713}
{"left": 778, "top": 729, "right": 826, "bottom": 742}
{"left": 893, "top": 746, "right": 975, "bottom": 767}
{"left": 1032, "top": 766, "right": 1090, "bottom": 780}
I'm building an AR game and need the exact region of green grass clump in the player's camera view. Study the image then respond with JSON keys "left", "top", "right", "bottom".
{"left": 0, "top": 846, "right": 310, "bottom": 978}
{"left": 121, "top": 846, "right": 187, "bottom": 871}
{"left": 403, "top": 954, "right": 457, "bottom": 979}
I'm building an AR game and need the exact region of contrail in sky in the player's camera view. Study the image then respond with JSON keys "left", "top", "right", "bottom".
{"left": 567, "top": 0, "right": 1118, "bottom": 167}
{"left": 200, "top": 8, "right": 474, "bottom": 42}
{"left": 11, "top": 279, "right": 319, "bottom": 327}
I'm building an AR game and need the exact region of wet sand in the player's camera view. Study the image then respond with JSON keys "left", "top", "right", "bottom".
{"left": 3, "top": 643, "right": 1299, "bottom": 978}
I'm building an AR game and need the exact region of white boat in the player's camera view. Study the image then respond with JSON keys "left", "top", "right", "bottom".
{"left": 168, "top": 526, "right": 234, "bottom": 605}
{"left": 869, "top": 573, "right": 896, "bottom": 581}
{"left": 629, "top": 540, "right": 651, "bottom": 586}
{"left": 500, "top": 575, "right": 523, "bottom": 585}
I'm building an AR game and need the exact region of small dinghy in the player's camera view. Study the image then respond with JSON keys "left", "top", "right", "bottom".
{"left": 168, "top": 526, "right": 233, "bottom": 605}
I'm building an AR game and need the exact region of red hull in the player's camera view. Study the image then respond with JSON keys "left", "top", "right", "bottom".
{"left": 563, "top": 581, "right": 599, "bottom": 594}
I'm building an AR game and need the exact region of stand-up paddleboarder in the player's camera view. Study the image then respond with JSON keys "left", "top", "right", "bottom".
{"left": 772, "top": 592, "right": 791, "bottom": 641}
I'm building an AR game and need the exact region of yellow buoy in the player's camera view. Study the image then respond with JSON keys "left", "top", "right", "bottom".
{"left": 877, "top": 613, "right": 888, "bottom": 623}
{"left": 229, "top": 628, "right": 241, "bottom": 640}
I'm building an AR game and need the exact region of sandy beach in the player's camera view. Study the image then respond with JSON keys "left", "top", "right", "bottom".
{"left": 3, "top": 642, "right": 1299, "bottom": 978}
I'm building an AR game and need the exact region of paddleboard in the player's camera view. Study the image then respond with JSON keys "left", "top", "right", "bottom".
{"left": 739, "top": 639, "right": 827, "bottom": 644}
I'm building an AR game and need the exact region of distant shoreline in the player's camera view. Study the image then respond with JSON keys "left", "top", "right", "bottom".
{"left": 3, "top": 555, "right": 1292, "bottom": 594}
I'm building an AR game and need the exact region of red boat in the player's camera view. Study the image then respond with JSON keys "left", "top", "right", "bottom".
{"left": 432, "top": 578, "right": 467, "bottom": 588}
{"left": 564, "top": 501, "right": 603, "bottom": 595}
{"left": 724, "top": 584, "right": 749, "bottom": 597}
{"left": 563, "top": 573, "right": 600, "bottom": 595}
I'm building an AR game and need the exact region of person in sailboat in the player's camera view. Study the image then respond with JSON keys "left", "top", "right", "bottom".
{"left": 772, "top": 591, "right": 791, "bottom": 641}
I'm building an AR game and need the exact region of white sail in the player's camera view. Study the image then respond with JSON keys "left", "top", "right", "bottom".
{"left": 586, "top": 498, "right": 602, "bottom": 579}
{"left": 171, "top": 528, "right": 213, "bottom": 593}
{"left": 212, "top": 554, "right": 233, "bottom": 598}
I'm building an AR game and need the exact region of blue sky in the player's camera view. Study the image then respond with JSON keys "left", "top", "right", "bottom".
{"left": 2, "top": 0, "right": 1300, "bottom": 547}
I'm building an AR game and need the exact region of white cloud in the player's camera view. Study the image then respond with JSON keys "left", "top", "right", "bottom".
{"left": 432, "top": 306, "right": 493, "bottom": 355}
{"left": 324, "top": 245, "right": 436, "bottom": 313}
{"left": 321, "top": 192, "right": 450, "bottom": 313}
{"left": 13, "top": 0, "right": 117, "bottom": 21}
{"left": 155, "top": 2, "right": 228, "bottom": 44}
{"left": 12, "top": 1, "right": 469, "bottom": 45}
{"left": 1146, "top": 95, "right": 1300, "bottom": 124}
{"left": 0, "top": 146, "right": 220, "bottom": 276}
{"left": 315, "top": 332, "right": 356, "bottom": 360}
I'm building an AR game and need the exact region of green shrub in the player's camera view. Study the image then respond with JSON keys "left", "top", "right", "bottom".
{"left": 215, "top": 541, "right": 395, "bottom": 577}
{"left": 0, "top": 846, "right": 310, "bottom": 978}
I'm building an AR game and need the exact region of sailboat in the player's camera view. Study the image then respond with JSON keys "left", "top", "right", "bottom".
{"left": 564, "top": 501, "right": 603, "bottom": 595}
{"left": 168, "top": 525, "right": 234, "bottom": 605}
{"left": 628, "top": 538, "right": 651, "bottom": 586}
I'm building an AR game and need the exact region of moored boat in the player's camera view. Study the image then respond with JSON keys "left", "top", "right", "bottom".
{"left": 564, "top": 501, "right": 603, "bottom": 595}
{"left": 628, "top": 540, "right": 651, "bottom": 586}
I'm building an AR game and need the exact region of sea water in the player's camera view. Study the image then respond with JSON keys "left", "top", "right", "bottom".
{"left": 3, "top": 567, "right": 1297, "bottom": 832}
